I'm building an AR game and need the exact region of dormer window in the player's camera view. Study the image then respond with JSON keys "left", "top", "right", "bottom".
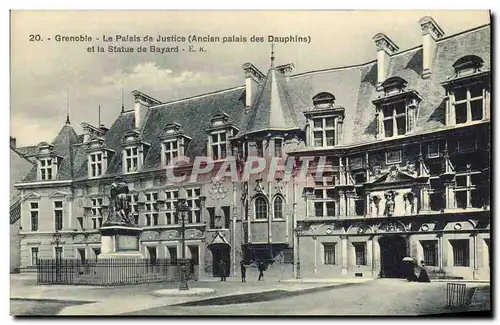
{"left": 164, "top": 139, "right": 179, "bottom": 165}
{"left": 453, "top": 55, "right": 484, "bottom": 77}
{"left": 205, "top": 112, "right": 238, "bottom": 161}
{"left": 35, "top": 142, "right": 62, "bottom": 181}
{"left": 373, "top": 77, "right": 422, "bottom": 139}
{"left": 160, "top": 122, "right": 191, "bottom": 168}
{"left": 381, "top": 101, "right": 406, "bottom": 137}
{"left": 304, "top": 92, "right": 345, "bottom": 148}
{"left": 124, "top": 146, "right": 139, "bottom": 172}
{"left": 211, "top": 131, "right": 227, "bottom": 160}
{"left": 442, "top": 55, "right": 490, "bottom": 126}
{"left": 89, "top": 152, "right": 103, "bottom": 177}
{"left": 86, "top": 136, "right": 113, "bottom": 179}
{"left": 40, "top": 158, "right": 53, "bottom": 180}
{"left": 313, "top": 117, "right": 335, "bottom": 147}
{"left": 122, "top": 129, "right": 150, "bottom": 173}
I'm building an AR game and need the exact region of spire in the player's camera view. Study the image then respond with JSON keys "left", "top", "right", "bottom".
{"left": 98, "top": 105, "right": 101, "bottom": 126}
{"left": 270, "top": 42, "right": 275, "bottom": 68}
{"left": 120, "top": 58, "right": 125, "bottom": 114}
{"left": 65, "top": 68, "right": 71, "bottom": 125}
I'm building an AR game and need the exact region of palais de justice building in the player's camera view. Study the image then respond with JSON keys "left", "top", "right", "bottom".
{"left": 13, "top": 16, "right": 490, "bottom": 280}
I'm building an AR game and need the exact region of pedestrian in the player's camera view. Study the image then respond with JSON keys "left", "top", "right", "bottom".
{"left": 417, "top": 261, "right": 431, "bottom": 283}
{"left": 219, "top": 259, "right": 227, "bottom": 282}
{"left": 240, "top": 260, "right": 247, "bottom": 283}
{"left": 406, "top": 260, "right": 417, "bottom": 282}
{"left": 258, "top": 260, "right": 265, "bottom": 281}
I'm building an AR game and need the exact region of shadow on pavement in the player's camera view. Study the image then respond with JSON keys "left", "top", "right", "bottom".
{"left": 173, "top": 283, "right": 359, "bottom": 306}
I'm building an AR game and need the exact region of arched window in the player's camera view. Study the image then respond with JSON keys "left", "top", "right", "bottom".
{"left": 255, "top": 196, "right": 268, "bottom": 220}
{"left": 273, "top": 196, "right": 284, "bottom": 219}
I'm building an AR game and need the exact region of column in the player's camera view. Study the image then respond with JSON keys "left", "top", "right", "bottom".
{"left": 371, "top": 236, "right": 377, "bottom": 277}
{"left": 472, "top": 231, "right": 478, "bottom": 280}
{"left": 444, "top": 182, "right": 456, "bottom": 209}
{"left": 341, "top": 235, "right": 348, "bottom": 274}
{"left": 338, "top": 190, "right": 345, "bottom": 216}
{"left": 367, "top": 236, "right": 373, "bottom": 267}
{"left": 366, "top": 192, "right": 371, "bottom": 218}
{"left": 67, "top": 196, "right": 73, "bottom": 230}
{"left": 420, "top": 185, "right": 431, "bottom": 211}
{"left": 232, "top": 182, "right": 237, "bottom": 277}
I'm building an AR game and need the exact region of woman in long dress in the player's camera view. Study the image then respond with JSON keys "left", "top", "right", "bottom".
{"left": 417, "top": 261, "right": 431, "bottom": 283}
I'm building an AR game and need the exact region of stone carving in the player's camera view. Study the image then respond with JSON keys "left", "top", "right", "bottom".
{"left": 403, "top": 192, "right": 417, "bottom": 215}
{"left": 370, "top": 195, "right": 381, "bottom": 217}
{"left": 104, "top": 176, "right": 135, "bottom": 226}
{"left": 274, "top": 178, "right": 283, "bottom": 194}
{"left": 254, "top": 176, "right": 265, "bottom": 194}
{"left": 384, "top": 190, "right": 397, "bottom": 216}
{"left": 208, "top": 176, "right": 229, "bottom": 200}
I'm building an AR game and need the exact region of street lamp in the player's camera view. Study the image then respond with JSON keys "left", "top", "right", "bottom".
{"left": 53, "top": 230, "right": 62, "bottom": 280}
{"left": 176, "top": 187, "right": 189, "bottom": 290}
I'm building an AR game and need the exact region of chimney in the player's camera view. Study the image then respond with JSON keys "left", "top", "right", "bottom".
{"left": 10, "top": 136, "right": 16, "bottom": 148}
{"left": 419, "top": 16, "right": 445, "bottom": 79}
{"left": 373, "top": 33, "right": 399, "bottom": 90}
{"left": 242, "top": 63, "right": 264, "bottom": 108}
{"left": 132, "top": 90, "right": 161, "bottom": 129}
{"left": 277, "top": 63, "right": 295, "bottom": 81}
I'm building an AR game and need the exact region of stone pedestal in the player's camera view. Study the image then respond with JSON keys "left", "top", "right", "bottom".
{"left": 98, "top": 224, "right": 143, "bottom": 259}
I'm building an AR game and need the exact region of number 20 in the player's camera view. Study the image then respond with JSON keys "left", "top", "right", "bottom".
{"left": 29, "top": 34, "right": 42, "bottom": 41}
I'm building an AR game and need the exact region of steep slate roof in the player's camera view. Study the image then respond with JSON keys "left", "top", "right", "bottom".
{"left": 141, "top": 88, "right": 247, "bottom": 169}
{"left": 241, "top": 65, "right": 300, "bottom": 135}
{"left": 16, "top": 24, "right": 491, "bottom": 182}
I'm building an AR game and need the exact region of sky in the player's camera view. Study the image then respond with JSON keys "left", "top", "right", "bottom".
{"left": 10, "top": 10, "right": 490, "bottom": 147}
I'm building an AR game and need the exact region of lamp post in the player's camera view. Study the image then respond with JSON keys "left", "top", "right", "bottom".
{"left": 176, "top": 187, "right": 189, "bottom": 290}
{"left": 53, "top": 230, "right": 62, "bottom": 281}
{"left": 294, "top": 224, "right": 305, "bottom": 279}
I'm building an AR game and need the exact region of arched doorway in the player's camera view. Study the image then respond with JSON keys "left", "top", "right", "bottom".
{"left": 209, "top": 244, "right": 231, "bottom": 277}
{"left": 378, "top": 235, "right": 407, "bottom": 278}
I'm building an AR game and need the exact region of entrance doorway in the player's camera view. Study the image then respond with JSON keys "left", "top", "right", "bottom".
{"left": 378, "top": 236, "right": 407, "bottom": 278}
{"left": 210, "top": 244, "right": 230, "bottom": 277}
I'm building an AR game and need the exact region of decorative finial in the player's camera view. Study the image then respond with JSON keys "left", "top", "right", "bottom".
{"left": 121, "top": 103, "right": 125, "bottom": 114}
{"left": 65, "top": 112, "right": 70, "bottom": 125}
{"left": 270, "top": 42, "right": 275, "bottom": 68}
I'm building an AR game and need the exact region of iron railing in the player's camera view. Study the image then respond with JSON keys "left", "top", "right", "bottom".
{"left": 446, "top": 283, "right": 467, "bottom": 308}
{"left": 37, "top": 258, "right": 196, "bottom": 286}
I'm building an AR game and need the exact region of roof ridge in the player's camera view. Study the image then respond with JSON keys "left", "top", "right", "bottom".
{"left": 291, "top": 23, "right": 490, "bottom": 80}
{"left": 152, "top": 86, "right": 245, "bottom": 108}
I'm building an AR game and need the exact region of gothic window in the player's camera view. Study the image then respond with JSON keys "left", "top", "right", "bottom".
{"left": 254, "top": 196, "right": 268, "bottom": 220}
{"left": 273, "top": 196, "right": 284, "bottom": 219}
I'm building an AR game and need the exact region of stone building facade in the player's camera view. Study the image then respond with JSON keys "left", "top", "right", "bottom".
{"left": 14, "top": 16, "right": 490, "bottom": 279}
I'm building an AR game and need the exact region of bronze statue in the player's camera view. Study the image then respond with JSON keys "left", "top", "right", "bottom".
{"left": 106, "top": 176, "right": 134, "bottom": 225}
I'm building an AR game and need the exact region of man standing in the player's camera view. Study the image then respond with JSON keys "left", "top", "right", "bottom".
{"left": 219, "top": 259, "right": 227, "bottom": 282}
{"left": 240, "top": 260, "right": 247, "bottom": 283}
{"left": 258, "top": 260, "right": 265, "bottom": 281}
